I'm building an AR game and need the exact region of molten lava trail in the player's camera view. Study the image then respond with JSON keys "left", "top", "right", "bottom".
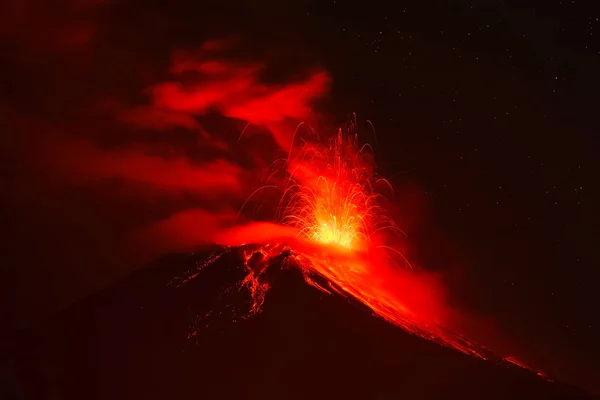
{"left": 191, "top": 117, "right": 544, "bottom": 376}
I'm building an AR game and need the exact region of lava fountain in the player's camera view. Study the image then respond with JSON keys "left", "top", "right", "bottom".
{"left": 187, "top": 115, "right": 545, "bottom": 376}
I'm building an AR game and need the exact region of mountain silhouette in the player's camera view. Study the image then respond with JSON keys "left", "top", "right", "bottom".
{"left": 10, "top": 248, "right": 596, "bottom": 399}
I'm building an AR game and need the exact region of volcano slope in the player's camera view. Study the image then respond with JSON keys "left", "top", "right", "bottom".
{"left": 10, "top": 248, "right": 597, "bottom": 400}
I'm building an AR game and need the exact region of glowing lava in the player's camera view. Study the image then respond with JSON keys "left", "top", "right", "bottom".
{"left": 188, "top": 115, "right": 544, "bottom": 376}
{"left": 279, "top": 119, "right": 394, "bottom": 253}
{"left": 234, "top": 116, "right": 490, "bottom": 358}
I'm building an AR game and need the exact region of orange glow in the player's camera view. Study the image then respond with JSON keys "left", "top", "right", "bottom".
{"left": 186, "top": 115, "right": 544, "bottom": 378}
{"left": 280, "top": 125, "right": 386, "bottom": 252}
{"left": 504, "top": 356, "right": 551, "bottom": 379}
{"left": 231, "top": 116, "right": 490, "bottom": 358}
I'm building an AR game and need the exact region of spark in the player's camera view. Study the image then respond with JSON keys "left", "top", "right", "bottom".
{"left": 240, "top": 116, "right": 484, "bottom": 357}
{"left": 183, "top": 115, "right": 544, "bottom": 378}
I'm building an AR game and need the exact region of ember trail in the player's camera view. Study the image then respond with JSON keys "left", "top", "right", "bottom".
{"left": 279, "top": 116, "right": 395, "bottom": 253}
{"left": 192, "top": 116, "right": 545, "bottom": 377}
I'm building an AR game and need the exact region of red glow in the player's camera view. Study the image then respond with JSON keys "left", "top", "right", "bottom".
{"left": 189, "top": 116, "right": 546, "bottom": 373}
{"left": 17, "top": 30, "right": 542, "bottom": 377}
{"left": 132, "top": 209, "right": 238, "bottom": 255}
{"left": 149, "top": 49, "right": 330, "bottom": 126}
{"left": 39, "top": 137, "right": 243, "bottom": 194}
{"left": 226, "top": 118, "right": 489, "bottom": 358}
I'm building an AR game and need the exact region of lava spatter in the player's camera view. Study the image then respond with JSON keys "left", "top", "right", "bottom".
{"left": 181, "top": 115, "right": 543, "bottom": 377}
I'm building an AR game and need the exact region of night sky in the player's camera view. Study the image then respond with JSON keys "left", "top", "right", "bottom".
{"left": 2, "top": 0, "right": 599, "bottom": 396}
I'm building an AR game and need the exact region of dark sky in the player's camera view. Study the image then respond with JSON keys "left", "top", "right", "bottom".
{"left": 1, "top": 0, "right": 599, "bottom": 395}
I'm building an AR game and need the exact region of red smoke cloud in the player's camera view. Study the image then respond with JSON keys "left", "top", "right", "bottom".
{"left": 139, "top": 43, "right": 330, "bottom": 150}
{"left": 150, "top": 66, "right": 329, "bottom": 124}
{"left": 133, "top": 212, "right": 300, "bottom": 261}
{"left": 37, "top": 137, "right": 244, "bottom": 195}
{"left": 112, "top": 40, "right": 331, "bottom": 257}
{"left": 130, "top": 209, "right": 238, "bottom": 257}
{"left": 28, "top": 38, "right": 331, "bottom": 205}
{"left": 3, "top": 25, "right": 330, "bottom": 327}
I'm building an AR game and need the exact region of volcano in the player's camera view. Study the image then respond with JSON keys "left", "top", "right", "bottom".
{"left": 9, "top": 249, "right": 595, "bottom": 400}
